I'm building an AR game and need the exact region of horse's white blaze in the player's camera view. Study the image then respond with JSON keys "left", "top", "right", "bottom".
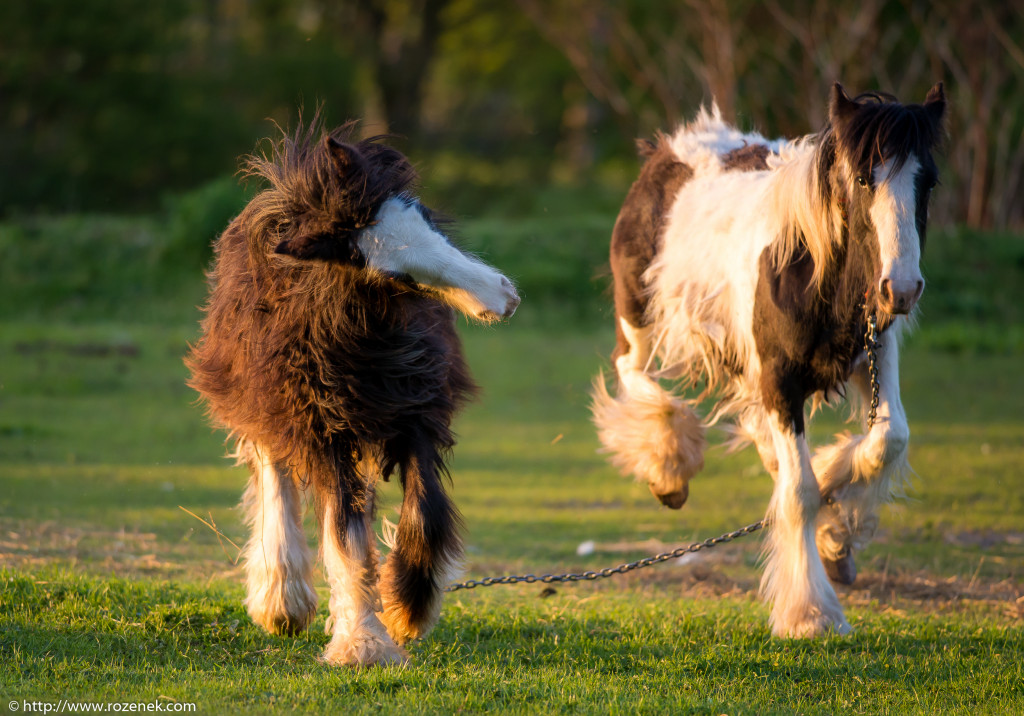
{"left": 358, "top": 197, "right": 519, "bottom": 321}
{"left": 869, "top": 156, "right": 923, "bottom": 298}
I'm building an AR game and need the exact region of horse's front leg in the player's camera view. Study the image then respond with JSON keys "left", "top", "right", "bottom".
{"left": 378, "top": 437, "right": 463, "bottom": 645}
{"left": 762, "top": 414, "right": 851, "bottom": 637}
{"left": 239, "top": 441, "right": 317, "bottom": 635}
{"left": 813, "top": 328, "right": 910, "bottom": 583}
{"left": 321, "top": 484, "right": 407, "bottom": 667}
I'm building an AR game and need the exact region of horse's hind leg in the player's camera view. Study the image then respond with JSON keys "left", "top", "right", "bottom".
{"left": 239, "top": 441, "right": 318, "bottom": 635}
{"left": 592, "top": 316, "right": 705, "bottom": 508}
{"left": 812, "top": 331, "right": 910, "bottom": 584}
{"left": 378, "top": 440, "right": 462, "bottom": 645}
{"left": 321, "top": 484, "right": 407, "bottom": 666}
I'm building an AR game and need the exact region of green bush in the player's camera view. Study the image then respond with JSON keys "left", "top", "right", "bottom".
{"left": 160, "top": 176, "right": 253, "bottom": 274}
{"left": 3, "top": 182, "right": 1022, "bottom": 346}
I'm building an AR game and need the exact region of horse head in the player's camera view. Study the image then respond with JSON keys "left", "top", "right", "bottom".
{"left": 827, "top": 83, "right": 946, "bottom": 316}
{"left": 262, "top": 127, "right": 519, "bottom": 322}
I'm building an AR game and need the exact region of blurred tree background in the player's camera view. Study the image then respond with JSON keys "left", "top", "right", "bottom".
{"left": 1, "top": 0, "right": 1022, "bottom": 228}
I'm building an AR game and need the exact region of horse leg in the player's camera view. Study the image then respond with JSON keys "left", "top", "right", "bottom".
{"left": 239, "top": 441, "right": 318, "bottom": 635}
{"left": 735, "top": 407, "right": 780, "bottom": 477}
{"left": 321, "top": 483, "right": 407, "bottom": 667}
{"left": 592, "top": 316, "right": 705, "bottom": 508}
{"left": 813, "top": 330, "right": 910, "bottom": 584}
{"left": 378, "top": 439, "right": 462, "bottom": 645}
{"left": 761, "top": 415, "right": 850, "bottom": 637}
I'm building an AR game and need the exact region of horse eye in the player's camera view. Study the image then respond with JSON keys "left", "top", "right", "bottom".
{"left": 856, "top": 176, "right": 868, "bottom": 188}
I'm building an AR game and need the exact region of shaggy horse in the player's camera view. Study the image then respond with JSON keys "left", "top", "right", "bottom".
{"left": 593, "top": 84, "right": 946, "bottom": 636}
{"left": 186, "top": 121, "right": 519, "bottom": 666}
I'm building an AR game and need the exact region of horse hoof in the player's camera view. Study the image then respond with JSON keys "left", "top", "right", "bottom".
{"left": 824, "top": 551, "right": 857, "bottom": 585}
{"left": 652, "top": 485, "right": 688, "bottom": 509}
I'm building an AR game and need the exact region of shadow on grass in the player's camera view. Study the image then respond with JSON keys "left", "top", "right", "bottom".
{"left": 4, "top": 569, "right": 1019, "bottom": 714}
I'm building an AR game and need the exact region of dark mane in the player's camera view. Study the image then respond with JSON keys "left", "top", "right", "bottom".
{"left": 835, "top": 93, "right": 944, "bottom": 177}
{"left": 814, "top": 92, "right": 943, "bottom": 205}
{"left": 241, "top": 118, "right": 419, "bottom": 257}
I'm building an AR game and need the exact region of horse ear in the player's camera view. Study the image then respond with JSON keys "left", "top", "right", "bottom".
{"left": 828, "top": 82, "right": 859, "bottom": 126}
{"left": 923, "top": 82, "right": 947, "bottom": 126}
{"left": 324, "top": 136, "right": 365, "bottom": 176}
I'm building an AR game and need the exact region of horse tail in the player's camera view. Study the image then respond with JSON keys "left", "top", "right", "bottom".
{"left": 378, "top": 438, "right": 463, "bottom": 644}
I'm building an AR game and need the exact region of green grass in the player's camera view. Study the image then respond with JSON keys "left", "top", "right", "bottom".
{"left": 3, "top": 570, "right": 1020, "bottom": 714}
{"left": 1, "top": 204, "right": 1023, "bottom": 712}
{"left": 2, "top": 321, "right": 1022, "bottom": 713}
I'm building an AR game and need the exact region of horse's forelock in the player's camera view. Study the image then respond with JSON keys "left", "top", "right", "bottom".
{"left": 244, "top": 119, "right": 419, "bottom": 238}
{"left": 832, "top": 100, "right": 941, "bottom": 182}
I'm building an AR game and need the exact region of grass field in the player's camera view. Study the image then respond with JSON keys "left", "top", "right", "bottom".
{"left": 1, "top": 205, "right": 1023, "bottom": 713}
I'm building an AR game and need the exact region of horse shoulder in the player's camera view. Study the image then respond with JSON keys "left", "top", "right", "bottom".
{"left": 752, "top": 238, "right": 871, "bottom": 431}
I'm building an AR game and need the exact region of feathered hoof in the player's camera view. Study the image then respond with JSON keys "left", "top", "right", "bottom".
{"left": 379, "top": 600, "right": 429, "bottom": 646}
{"left": 772, "top": 611, "right": 852, "bottom": 638}
{"left": 591, "top": 374, "right": 705, "bottom": 506}
{"left": 246, "top": 578, "right": 318, "bottom": 636}
{"left": 322, "top": 632, "right": 410, "bottom": 668}
{"left": 649, "top": 482, "right": 688, "bottom": 509}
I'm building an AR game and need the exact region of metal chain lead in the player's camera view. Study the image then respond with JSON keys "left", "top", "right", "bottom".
{"left": 445, "top": 520, "right": 765, "bottom": 593}
{"left": 446, "top": 315, "right": 881, "bottom": 594}
{"left": 864, "top": 310, "right": 881, "bottom": 430}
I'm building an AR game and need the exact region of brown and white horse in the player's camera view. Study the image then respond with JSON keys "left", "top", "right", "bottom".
{"left": 593, "top": 84, "right": 945, "bottom": 636}
{"left": 186, "top": 120, "right": 518, "bottom": 665}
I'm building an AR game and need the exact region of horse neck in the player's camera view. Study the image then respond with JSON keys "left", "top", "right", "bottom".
{"left": 764, "top": 140, "right": 844, "bottom": 290}
{"left": 816, "top": 221, "right": 877, "bottom": 327}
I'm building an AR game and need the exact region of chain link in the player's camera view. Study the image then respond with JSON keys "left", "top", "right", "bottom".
{"left": 864, "top": 310, "right": 881, "bottom": 430}
{"left": 447, "top": 314, "right": 882, "bottom": 593}
{"left": 445, "top": 520, "right": 765, "bottom": 592}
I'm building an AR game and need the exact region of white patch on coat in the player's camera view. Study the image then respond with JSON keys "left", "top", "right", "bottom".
{"left": 357, "top": 197, "right": 519, "bottom": 321}
{"left": 592, "top": 318, "right": 706, "bottom": 503}
{"left": 813, "top": 318, "right": 911, "bottom": 561}
{"left": 649, "top": 118, "right": 841, "bottom": 411}
{"left": 321, "top": 501, "right": 408, "bottom": 667}
{"left": 667, "top": 105, "right": 789, "bottom": 175}
{"left": 241, "top": 442, "right": 318, "bottom": 635}
{"left": 761, "top": 421, "right": 851, "bottom": 637}
{"left": 869, "top": 156, "right": 923, "bottom": 292}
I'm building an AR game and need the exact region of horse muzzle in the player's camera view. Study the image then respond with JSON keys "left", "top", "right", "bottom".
{"left": 823, "top": 549, "right": 857, "bottom": 585}
{"left": 878, "top": 277, "right": 924, "bottom": 315}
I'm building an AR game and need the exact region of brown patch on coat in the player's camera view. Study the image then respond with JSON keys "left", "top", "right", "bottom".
{"left": 721, "top": 143, "right": 771, "bottom": 171}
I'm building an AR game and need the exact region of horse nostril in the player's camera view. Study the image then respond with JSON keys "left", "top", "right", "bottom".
{"left": 913, "top": 280, "right": 924, "bottom": 302}
{"left": 503, "top": 294, "right": 520, "bottom": 318}
{"left": 879, "top": 278, "right": 893, "bottom": 305}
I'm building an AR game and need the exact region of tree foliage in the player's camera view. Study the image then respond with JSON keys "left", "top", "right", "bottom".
{"left": 0, "top": 0, "right": 1020, "bottom": 229}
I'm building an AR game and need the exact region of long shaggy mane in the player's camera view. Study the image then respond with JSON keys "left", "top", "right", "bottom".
{"left": 185, "top": 118, "right": 476, "bottom": 500}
